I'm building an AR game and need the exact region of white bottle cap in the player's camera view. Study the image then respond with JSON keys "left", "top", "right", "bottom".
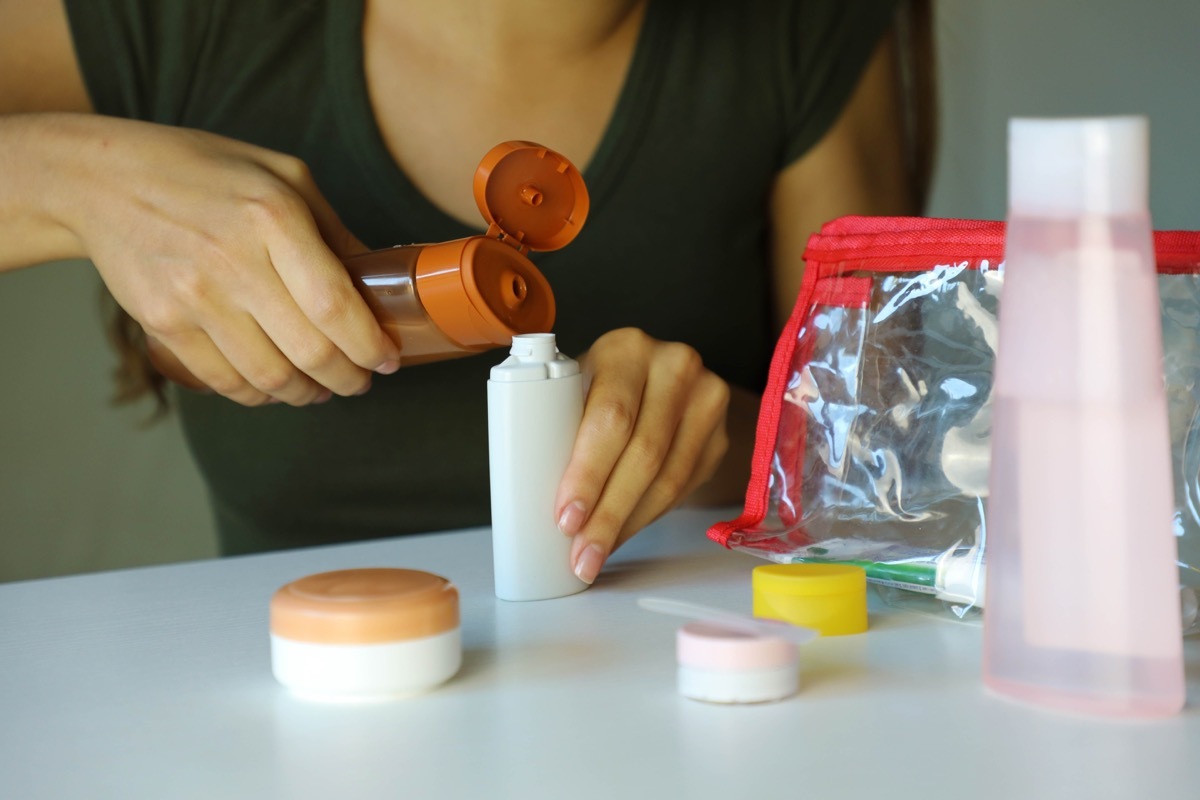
{"left": 1008, "top": 116, "right": 1148, "bottom": 217}
{"left": 934, "top": 548, "right": 986, "bottom": 607}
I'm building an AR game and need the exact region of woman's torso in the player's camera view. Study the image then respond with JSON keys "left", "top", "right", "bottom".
{"left": 63, "top": 0, "right": 895, "bottom": 553}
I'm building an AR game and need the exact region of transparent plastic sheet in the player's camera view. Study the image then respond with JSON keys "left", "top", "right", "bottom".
{"left": 709, "top": 217, "right": 1200, "bottom": 631}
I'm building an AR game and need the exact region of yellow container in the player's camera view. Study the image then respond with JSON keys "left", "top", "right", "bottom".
{"left": 752, "top": 564, "right": 868, "bottom": 636}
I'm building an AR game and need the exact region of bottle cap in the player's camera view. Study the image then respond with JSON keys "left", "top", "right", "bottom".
{"left": 752, "top": 564, "right": 868, "bottom": 636}
{"left": 415, "top": 237, "right": 556, "bottom": 348}
{"left": 934, "top": 548, "right": 986, "bottom": 606}
{"left": 473, "top": 141, "right": 590, "bottom": 252}
{"left": 413, "top": 141, "right": 587, "bottom": 349}
{"left": 489, "top": 332, "right": 581, "bottom": 383}
{"left": 1008, "top": 116, "right": 1148, "bottom": 217}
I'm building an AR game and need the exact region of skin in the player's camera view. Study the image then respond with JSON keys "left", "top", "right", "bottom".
{"left": 0, "top": 0, "right": 914, "bottom": 583}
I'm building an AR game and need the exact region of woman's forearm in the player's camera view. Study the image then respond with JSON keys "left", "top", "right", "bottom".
{"left": 0, "top": 113, "right": 90, "bottom": 271}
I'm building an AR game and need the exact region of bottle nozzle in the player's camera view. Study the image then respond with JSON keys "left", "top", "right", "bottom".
{"left": 510, "top": 333, "right": 558, "bottom": 363}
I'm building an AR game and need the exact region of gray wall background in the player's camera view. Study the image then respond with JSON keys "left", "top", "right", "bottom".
{"left": 3, "top": 0, "right": 1199, "bottom": 581}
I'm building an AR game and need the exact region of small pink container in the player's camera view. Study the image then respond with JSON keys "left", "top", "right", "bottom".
{"left": 676, "top": 622, "right": 799, "bottom": 704}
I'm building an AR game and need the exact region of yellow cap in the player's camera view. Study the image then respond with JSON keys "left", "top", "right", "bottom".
{"left": 752, "top": 564, "right": 868, "bottom": 636}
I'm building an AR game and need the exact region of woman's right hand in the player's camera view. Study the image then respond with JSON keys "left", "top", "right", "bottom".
{"left": 35, "top": 113, "right": 402, "bottom": 406}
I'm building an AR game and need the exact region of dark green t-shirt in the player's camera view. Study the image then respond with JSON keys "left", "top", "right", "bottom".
{"left": 65, "top": 0, "right": 897, "bottom": 554}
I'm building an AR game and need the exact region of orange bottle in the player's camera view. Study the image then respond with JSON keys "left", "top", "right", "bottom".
{"left": 149, "top": 141, "right": 589, "bottom": 388}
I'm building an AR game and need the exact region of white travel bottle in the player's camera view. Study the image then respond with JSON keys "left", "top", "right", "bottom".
{"left": 488, "top": 333, "right": 588, "bottom": 601}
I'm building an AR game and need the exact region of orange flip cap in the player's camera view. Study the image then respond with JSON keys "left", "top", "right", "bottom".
{"left": 414, "top": 141, "right": 589, "bottom": 349}
{"left": 473, "top": 141, "right": 590, "bottom": 253}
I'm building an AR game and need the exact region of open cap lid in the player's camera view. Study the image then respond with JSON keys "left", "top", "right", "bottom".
{"left": 473, "top": 141, "right": 590, "bottom": 252}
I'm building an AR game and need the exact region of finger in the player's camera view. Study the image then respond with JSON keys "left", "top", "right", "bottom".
{"left": 569, "top": 409, "right": 724, "bottom": 587}
{"left": 155, "top": 329, "right": 275, "bottom": 407}
{"left": 247, "top": 277, "right": 376, "bottom": 397}
{"left": 617, "top": 383, "right": 730, "bottom": 548}
{"left": 205, "top": 310, "right": 331, "bottom": 406}
{"left": 554, "top": 347, "right": 647, "bottom": 538}
{"left": 246, "top": 173, "right": 400, "bottom": 373}
{"left": 265, "top": 223, "right": 401, "bottom": 373}
{"left": 574, "top": 346, "right": 698, "bottom": 552}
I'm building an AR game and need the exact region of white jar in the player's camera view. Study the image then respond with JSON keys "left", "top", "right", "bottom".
{"left": 270, "top": 568, "right": 461, "bottom": 701}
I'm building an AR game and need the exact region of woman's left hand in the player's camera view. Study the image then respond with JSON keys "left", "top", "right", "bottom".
{"left": 554, "top": 327, "right": 731, "bottom": 584}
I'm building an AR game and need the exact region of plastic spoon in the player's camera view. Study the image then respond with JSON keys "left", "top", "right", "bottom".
{"left": 637, "top": 596, "right": 819, "bottom": 645}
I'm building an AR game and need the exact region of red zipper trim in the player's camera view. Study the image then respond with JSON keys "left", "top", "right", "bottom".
{"left": 811, "top": 275, "right": 872, "bottom": 307}
{"left": 706, "top": 251, "right": 823, "bottom": 546}
{"left": 1155, "top": 230, "right": 1200, "bottom": 272}
{"left": 806, "top": 217, "right": 1200, "bottom": 274}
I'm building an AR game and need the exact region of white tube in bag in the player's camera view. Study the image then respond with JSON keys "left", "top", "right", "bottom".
{"left": 488, "top": 333, "right": 588, "bottom": 601}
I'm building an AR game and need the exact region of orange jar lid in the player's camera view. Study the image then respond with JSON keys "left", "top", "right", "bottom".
{"left": 270, "top": 568, "right": 459, "bottom": 645}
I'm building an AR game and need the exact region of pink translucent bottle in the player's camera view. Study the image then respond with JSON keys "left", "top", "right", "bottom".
{"left": 983, "top": 117, "right": 1185, "bottom": 716}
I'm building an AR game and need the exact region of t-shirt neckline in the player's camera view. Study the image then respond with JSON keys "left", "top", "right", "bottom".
{"left": 326, "top": 0, "right": 666, "bottom": 243}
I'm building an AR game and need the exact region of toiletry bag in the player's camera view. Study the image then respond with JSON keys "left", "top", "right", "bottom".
{"left": 708, "top": 216, "right": 1200, "bottom": 624}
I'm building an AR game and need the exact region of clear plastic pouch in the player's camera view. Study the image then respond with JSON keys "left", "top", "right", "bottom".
{"left": 708, "top": 216, "right": 1200, "bottom": 629}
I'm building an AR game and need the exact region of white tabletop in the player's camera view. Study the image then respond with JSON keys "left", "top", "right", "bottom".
{"left": 1, "top": 507, "right": 1197, "bottom": 800}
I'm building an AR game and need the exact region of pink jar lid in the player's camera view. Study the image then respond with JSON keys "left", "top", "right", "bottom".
{"left": 676, "top": 622, "right": 799, "bottom": 671}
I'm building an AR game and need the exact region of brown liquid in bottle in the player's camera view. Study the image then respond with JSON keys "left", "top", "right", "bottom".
{"left": 343, "top": 246, "right": 460, "bottom": 366}
{"left": 344, "top": 235, "right": 555, "bottom": 365}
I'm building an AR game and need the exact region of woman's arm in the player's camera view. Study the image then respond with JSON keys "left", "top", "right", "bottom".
{"left": 0, "top": 0, "right": 90, "bottom": 115}
{"left": 0, "top": 0, "right": 402, "bottom": 405}
{"left": 0, "top": 0, "right": 92, "bottom": 268}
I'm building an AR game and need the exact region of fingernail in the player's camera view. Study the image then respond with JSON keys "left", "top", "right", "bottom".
{"left": 315, "top": 389, "right": 333, "bottom": 404}
{"left": 375, "top": 360, "right": 401, "bottom": 375}
{"left": 571, "top": 537, "right": 606, "bottom": 585}
{"left": 353, "top": 379, "right": 372, "bottom": 396}
{"left": 557, "top": 501, "right": 587, "bottom": 536}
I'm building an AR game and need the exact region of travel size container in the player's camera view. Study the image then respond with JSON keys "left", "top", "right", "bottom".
{"left": 488, "top": 333, "right": 586, "bottom": 601}
{"left": 983, "top": 117, "right": 1185, "bottom": 717}
{"left": 270, "top": 568, "right": 461, "bottom": 700}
